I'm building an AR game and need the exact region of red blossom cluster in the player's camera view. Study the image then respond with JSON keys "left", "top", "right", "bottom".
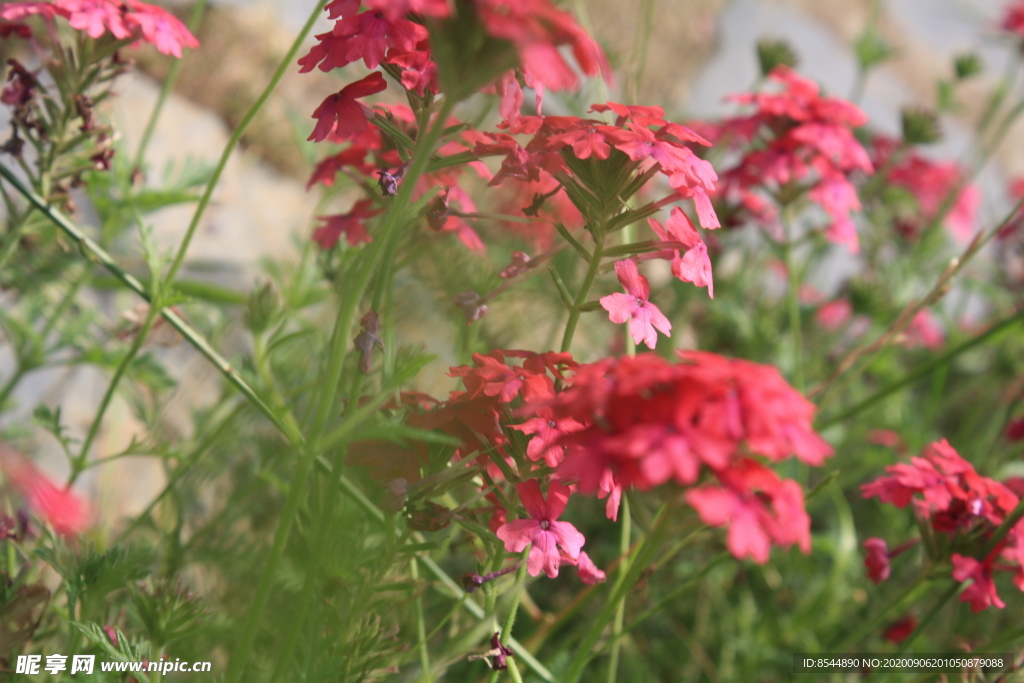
{"left": 522, "top": 351, "right": 833, "bottom": 564}
{"left": 698, "top": 66, "right": 872, "bottom": 252}
{"left": 869, "top": 136, "right": 979, "bottom": 243}
{"left": 0, "top": 0, "right": 198, "bottom": 57}
{"left": 862, "top": 439, "right": 1024, "bottom": 612}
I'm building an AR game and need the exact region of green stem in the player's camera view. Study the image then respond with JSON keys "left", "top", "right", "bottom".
{"left": 0, "top": 212, "right": 31, "bottom": 274}
{"left": 133, "top": 0, "right": 208, "bottom": 170}
{"left": 830, "top": 575, "right": 932, "bottom": 652}
{"left": 411, "top": 559, "right": 432, "bottom": 682}
{"left": 560, "top": 230, "right": 606, "bottom": 353}
{"left": 818, "top": 308, "right": 1022, "bottom": 429}
{"left": 486, "top": 548, "right": 530, "bottom": 683}
{"left": 69, "top": 302, "right": 159, "bottom": 485}
{"left": 0, "top": 367, "right": 26, "bottom": 413}
{"left": 893, "top": 583, "right": 960, "bottom": 655}
{"left": 163, "top": 0, "right": 322, "bottom": 286}
{"left": 563, "top": 502, "right": 673, "bottom": 683}
{"left": 606, "top": 498, "right": 631, "bottom": 683}
{"left": 782, "top": 206, "right": 803, "bottom": 391}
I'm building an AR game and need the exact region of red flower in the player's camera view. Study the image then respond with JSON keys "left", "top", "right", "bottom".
{"left": 308, "top": 72, "right": 388, "bottom": 143}
{"left": 952, "top": 553, "right": 1005, "bottom": 612}
{"left": 815, "top": 299, "right": 852, "bottom": 331}
{"left": 685, "top": 459, "right": 810, "bottom": 564}
{"left": 1002, "top": 1, "right": 1024, "bottom": 38}
{"left": 882, "top": 616, "right": 917, "bottom": 644}
{"left": 862, "top": 439, "right": 1018, "bottom": 533}
{"left": 599, "top": 259, "right": 672, "bottom": 350}
{"left": 510, "top": 414, "right": 584, "bottom": 467}
{"left": 862, "top": 537, "right": 891, "bottom": 584}
{"left": 904, "top": 310, "right": 944, "bottom": 349}
{"left": 495, "top": 480, "right": 585, "bottom": 578}
{"left": 312, "top": 199, "right": 382, "bottom": 248}
{"left": 0, "top": 446, "right": 91, "bottom": 536}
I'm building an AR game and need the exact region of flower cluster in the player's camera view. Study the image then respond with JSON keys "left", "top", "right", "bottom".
{"left": 862, "top": 439, "right": 1024, "bottom": 612}
{"left": 523, "top": 351, "right": 833, "bottom": 563}
{"left": 699, "top": 66, "right": 872, "bottom": 252}
{"left": 0, "top": 0, "right": 199, "bottom": 57}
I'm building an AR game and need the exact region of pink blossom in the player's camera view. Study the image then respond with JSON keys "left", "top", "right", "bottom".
{"left": 952, "top": 554, "right": 1005, "bottom": 612}
{"left": 815, "top": 299, "right": 852, "bottom": 330}
{"left": 495, "top": 480, "right": 585, "bottom": 578}
{"left": 0, "top": 446, "right": 91, "bottom": 536}
{"left": 863, "top": 537, "right": 891, "bottom": 584}
{"left": 312, "top": 199, "right": 381, "bottom": 248}
{"left": 599, "top": 259, "right": 672, "bottom": 350}
{"left": 905, "top": 310, "right": 944, "bottom": 349}
{"left": 647, "top": 208, "right": 713, "bottom": 298}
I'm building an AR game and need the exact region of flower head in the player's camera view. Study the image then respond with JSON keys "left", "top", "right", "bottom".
{"left": 495, "top": 480, "right": 585, "bottom": 578}
{"left": 0, "top": 445, "right": 91, "bottom": 536}
{"left": 599, "top": 259, "right": 672, "bottom": 349}
{"left": 308, "top": 72, "right": 388, "bottom": 143}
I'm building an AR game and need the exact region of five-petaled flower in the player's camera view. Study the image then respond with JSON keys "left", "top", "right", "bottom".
{"left": 495, "top": 480, "right": 585, "bottom": 578}
{"left": 599, "top": 259, "right": 672, "bottom": 349}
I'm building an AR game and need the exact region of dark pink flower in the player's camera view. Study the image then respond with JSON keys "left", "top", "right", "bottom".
{"left": 574, "top": 550, "right": 606, "bottom": 584}
{"left": 599, "top": 259, "right": 672, "bottom": 350}
{"left": 882, "top": 616, "right": 917, "bottom": 644}
{"left": 1002, "top": 1, "right": 1024, "bottom": 38}
{"left": 905, "top": 310, "right": 944, "bottom": 349}
{"left": 863, "top": 537, "right": 891, "bottom": 584}
{"left": 495, "top": 480, "right": 585, "bottom": 578}
{"left": 308, "top": 72, "right": 388, "bottom": 143}
{"left": 332, "top": 9, "right": 427, "bottom": 69}
{"left": 510, "top": 414, "right": 584, "bottom": 467}
{"left": 952, "top": 553, "right": 1005, "bottom": 612}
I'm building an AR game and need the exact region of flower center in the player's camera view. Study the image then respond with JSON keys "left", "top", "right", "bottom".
{"left": 636, "top": 298, "right": 645, "bottom": 307}
{"left": 539, "top": 520, "right": 550, "bottom": 530}
{"left": 547, "top": 420, "right": 557, "bottom": 429}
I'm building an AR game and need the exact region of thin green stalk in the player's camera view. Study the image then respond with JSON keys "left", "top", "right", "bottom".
{"left": 411, "top": 559, "right": 432, "bottom": 682}
{"left": 133, "top": 0, "right": 208, "bottom": 170}
{"left": 817, "top": 308, "right": 1022, "bottom": 429}
{"left": 0, "top": 367, "right": 26, "bottom": 413}
{"left": 830, "top": 575, "right": 932, "bottom": 652}
{"left": 163, "top": 0, "right": 323, "bottom": 286}
{"left": 486, "top": 548, "right": 530, "bottom": 683}
{"left": 560, "top": 230, "right": 606, "bottom": 353}
{"left": 606, "top": 498, "right": 631, "bottom": 683}
{"left": 69, "top": 301, "right": 160, "bottom": 485}
{"left": 782, "top": 206, "right": 803, "bottom": 391}
{"left": 0, "top": 212, "right": 31, "bottom": 274}
{"left": 892, "top": 583, "right": 960, "bottom": 655}
{"left": 563, "top": 502, "right": 673, "bottom": 683}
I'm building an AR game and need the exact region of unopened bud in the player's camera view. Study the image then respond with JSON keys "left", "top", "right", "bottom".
{"left": 243, "top": 280, "right": 280, "bottom": 334}
{"left": 756, "top": 39, "right": 799, "bottom": 77}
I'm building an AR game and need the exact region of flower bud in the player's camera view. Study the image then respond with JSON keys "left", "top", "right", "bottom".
{"left": 243, "top": 280, "right": 280, "bottom": 334}
{"left": 756, "top": 39, "right": 798, "bottom": 77}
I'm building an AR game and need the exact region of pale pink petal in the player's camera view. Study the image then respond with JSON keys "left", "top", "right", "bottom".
{"left": 496, "top": 519, "right": 538, "bottom": 553}
{"left": 613, "top": 259, "right": 649, "bottom": 299}
{"left": 549, "top": 520, "right": 585, "bottom": 559}
{"left": 600, "top": 292, "right": 638, "bottom": 325}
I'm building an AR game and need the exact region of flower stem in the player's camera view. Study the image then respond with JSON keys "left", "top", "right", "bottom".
{"left": 163, "top": 0, "right": 323, "bottom": 286}
{"left": 412, "top": 559, "right": 432, "bottom": 682}
{"left": 781, "top": 204, "right": 803, "bottom": 391}
{"left": 560, "top": 229, "right": 606, "bottom": 353}
{"left": 486, "top": 547, "right": 530, "bottom": 683}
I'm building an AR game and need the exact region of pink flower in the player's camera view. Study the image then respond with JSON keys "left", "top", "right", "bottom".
{"left": 495, "top": 480, "right": 585, "bottom": 578}
{"left": 952, "top": 553, "right": 1005, "bottom": 612}
{"left": 55, "top": 0, "right": 130, "bottom": 39}
{"left": 573, "top": 550, "right": 606, "bottom": 584}
{"left": 647, "top": 208, "right": 713, "bottom": 298}
{"left": 863, "top": 537, "right": 891, "bottom": 584}
{"left": 815, "top": 299, "right": 852, "bottom": 330}
{"left": 308, "top": 72, "right": 388, "bottom": 143}
{"left": 599, "top": 259, "right": 672, "bottom": 350}
{"left": 1002, "top": 1, "right": 1024, "bottom": 38}
{"left": 510, "top": 414, "right": 584, "bottom": 467}
{"left": 123, "top": 0, "right": 199, "bottom": 58}
{"left": 0, "top": 446, "right": 90, "bottom": 536}
{"left": 905, "top": 310, "right": 944, "bottom": 349}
